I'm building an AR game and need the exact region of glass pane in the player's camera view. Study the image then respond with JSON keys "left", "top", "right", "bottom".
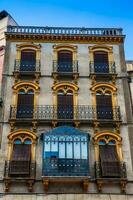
{"left": 51, "top": 141, "right": 58, "bottom": 152}
{"left": 59, "top": 142, "right": 65, "bottom": 158}
{"left": 74, "top": 142, "right": 80, "bottom": 159}
{"left": 108, "top": 140, "right": 116, "bottom": 145}
{"left": 66, "top": 142, "right": 73, "bottom": 158}
{"left": 44, "top": 141, "right": 50, "bottom": 151}
{"left": 24, "top": 139, "right": 32, "bottom": 144}
{"left": 99, "top": 140, "right": 106, "bottom": 145}
{"left": 81, "top": 142, "right": 87, "bottom": 159}
{"left": 14, "top": 139, "right": 22, "bottom": 144}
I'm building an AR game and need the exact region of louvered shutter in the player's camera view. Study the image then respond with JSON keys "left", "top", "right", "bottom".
{"left": 20, "top": 50, "right": 36, "bottom": 71}
{"left": 96, "top": 95, "right": 113, "bottom": 119}
{"left": 94, "top": 51, "right": 109, "bottom": 73}
{"left": 9, "top": 144, "right": 31, "bottom": 175}
{"left": 99, "top": 145, "right": 120, "bottom": 177}
{"left": 57, "top": 94, "right": 73, "bottom": 119}
{"left": 17, "top": 94, "right": 34, "bottom": 118}
{"left": 58, "top": 51, "right": 72, "bottom": 72}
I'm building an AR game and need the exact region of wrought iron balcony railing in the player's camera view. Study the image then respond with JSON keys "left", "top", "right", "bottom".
{"left": 52, "top": 60, "right": 78, "bottom": 74}
{"left": 9, "top": 105, "right": 121, "bottom": 122}
{"left": 43, "top": 158, "right": 89, "bottom": 176}
{"left": 89, "top": 61, "right": 116, "bottom": 75}
{"left": 4, "top": 160, "right": 36, "bottom": 178}
{"left": 95, "top": 161, "right": 127, "bottom": 179}
{"left": 14, "top": 59, "right": 41, "bottom": 73}
{"left": 7, "top": 26, "right": 123, "bottom": 36}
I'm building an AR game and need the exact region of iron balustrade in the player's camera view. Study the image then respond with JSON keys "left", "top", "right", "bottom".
{"left": 4, "top": 160, "right": 36, "bottom": 178}
{"left": 10, "top": 105, "right": 121, "bottom": 121}
{"left": 53, "top": 60, "right": 78, "bottom": 73}
{"left": 43, "top": 158, "right": 89, "bottom": 176}
{"left": 89, "top": 61, "right": 116, "bottom": 74}
{"left": 95, "top": 161, "right": 127, "bottom": 179}
{"left": 14, "top": 59, "right": 41, "bottom": 72}
{"left": 7, "top": 26, "right": 123, "bottom": 36}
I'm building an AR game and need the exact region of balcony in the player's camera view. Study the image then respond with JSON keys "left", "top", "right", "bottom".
{"left": 95, "top": 161, "right": 127, "bottom": 192}
{"left": 13, "top": 59, "right": 41, "bottom": 77}
{"left": 9, "top": 105, "right": 121, "bottom": 125}
{"left": 52, "top": 60, "right": 79, "bottom": 79}
{"left": 89, "top": 61, "right": 117, "bottom": 79}
{"left": 4, "top": 160, "right": 36, "bottom": 192}
{"left": 7, "top": 26, "right": 123, "bottom": 36}
{"left": 43, "top": 158, "right": 89, "bottom": 176}
{"left": 6, "top": 26, "right": 124, "bottom": 44}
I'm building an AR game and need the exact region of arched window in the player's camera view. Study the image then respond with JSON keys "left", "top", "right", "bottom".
{"left": 20, "top": 49, "right": 36, "bottom": 72}
{"left": 57, "top": 50, "right": 73, "bottom": 72}
{"left": 9, "top": 138, "right": 31, "bottom": 176}
{"left": 17, "top": 89, "right": 34, "bottom": 118}
{"left": 94, "top": 51, "right": 109, "bottom": 73}
{"left": 57, "top": 90, "right": 73, "bottom": 120}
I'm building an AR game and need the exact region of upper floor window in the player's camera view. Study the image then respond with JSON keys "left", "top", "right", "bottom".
{"left": 20, "top": 49, "right": 36, "bottom": 71}
{"left": 57, "top": 50, "right": 73, "bottom": 72}
{"left": 94, "top": 51, "right": 109, "bottom": 73}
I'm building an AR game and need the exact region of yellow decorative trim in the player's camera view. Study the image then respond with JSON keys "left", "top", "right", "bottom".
{"left": 52, "top": 82, "right": 79, "bottom": 120}
{"left": 13, "top": 81, "right": 40, "bottom": 91}
{"left": 89, "top": 45, "right": 113, "bottom": 53}
{"left": 12, "top": 81, "right": 39, "bottom": 108}
{"left": 16, "top": 43, "right": 41, "bottom": 60}
{"left": 89, "top": 45, "right": 114, "bottom": 73}
{"left": 8, "top": 129, "right": 38, "bottom": 141}
{"left": 7, "top": 129, "right": 38, "bottom": 161}
{"left": 52, "top": 82, "right": 79, "bottom": 92}
{"left": 91, "top": 82, "right": 117, "bottom": 92}
{"left": 93, "top": 131, "right": 123, "bottom": 161}
{"left": 53, "top": 44, "right": 77, "bottom": 61}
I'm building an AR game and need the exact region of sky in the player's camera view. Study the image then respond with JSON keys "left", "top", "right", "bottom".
{"left": 0, "top": 0, "right": 133, "bottom": 60}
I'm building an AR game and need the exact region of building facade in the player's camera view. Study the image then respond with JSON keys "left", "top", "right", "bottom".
{"left": 0, "top": 21, "right": 133, "bottom": 199}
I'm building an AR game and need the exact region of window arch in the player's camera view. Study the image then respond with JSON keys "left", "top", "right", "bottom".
{"left": 93, "top": 131, "right": 123, "bottom": 178}
{"left": 89, "top": 45, "right": 115, "bottom": 74}
{"left": 52, "top": 82, "right": 79, "bottom": 121}
{"left": 91, "top": 83, "right": 118, "bottom": 120}
{"left": 53, "top": 44, "right": 78, "bottom": 73}
{"left": 12, "top": 82, "right": 39, "bottom": 119}
{"left": 16, "top": 43, "right": 41, "bottom": 72}
{"left": 7, "top": 129, "right": 37, "bottom": 176}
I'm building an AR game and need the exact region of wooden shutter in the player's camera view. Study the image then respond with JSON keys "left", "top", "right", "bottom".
{"left": 20, "top": 50, "right": 36, "bottom": 71}
{"left": 58, "top": 50, "right": 72, "bottom": 72}
{"left": 57, "top": 94, "right": 73, "bottom": 119}
{"left": 99, "top": 145, "right": 120, "bottom": 177}
{"left": 94, "top": 51, "right": 109, "bottom": 73}
{"left": 9, "top": 144, "right": 31, "bottom": 175}
{"left": 17, "top": 94, "right": 34, "bottom": 118}
{"left": 96, "top": 95, "right": 113, "bottom": 119}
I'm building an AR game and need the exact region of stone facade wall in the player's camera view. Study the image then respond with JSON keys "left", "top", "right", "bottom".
{"left": 0, "top": 40, "right": 132, "bottom": 194}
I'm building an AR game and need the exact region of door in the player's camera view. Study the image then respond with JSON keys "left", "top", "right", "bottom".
{"left": 96, "top": 94, "right": 113, "bottom": 120}
{"left": 20, "top": 50, "right": 36, "bottom": 71}
{"left": 58, "top": 50, "right": 73, "bottom": 72}
{"left": 94, "top": 51, "right": 109, "bottom": 73}
{"left": 17, "top": 93, "right": 34, "bottom": 118}
{"left": 57, "top": 93, "right": 73, "bottom": 119}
